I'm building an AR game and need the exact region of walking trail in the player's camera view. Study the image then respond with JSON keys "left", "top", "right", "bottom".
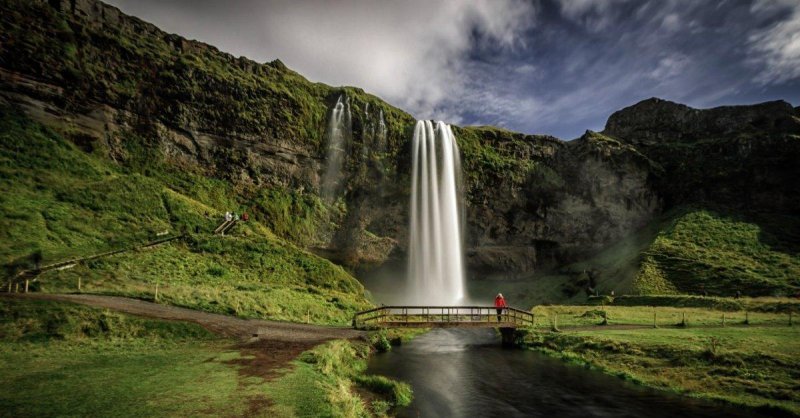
{"left": 11, "top": 293, "right": 365, "bottom": 380}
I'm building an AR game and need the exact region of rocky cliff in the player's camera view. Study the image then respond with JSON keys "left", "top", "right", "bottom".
{"left": 1, "top": 0, "right": 798, "bottom": 297}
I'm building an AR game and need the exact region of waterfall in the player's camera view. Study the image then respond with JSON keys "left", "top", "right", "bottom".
{"left": 321, "top": 95, "right": 351, "bottom": 201}
{"left": 364, "top": 105, "right": 387, "bottom": 149}
{"left": 375, "top": 109, "right": 387, "bottom": 150}
{"left": 408, "top": 120, "right": 465, "bottom": 305}
{"left": 363, "top": 105, "right": 388, "bottom": 174}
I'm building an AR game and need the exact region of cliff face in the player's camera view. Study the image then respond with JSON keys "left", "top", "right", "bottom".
{"left": 603, "top": 98, "right": 800, "bottom": 212}
{"left": 457, "top": 128, "right": 661, "bottom": 277}
{"left": 1, "top": 0, "right": 798, "bottom": 290}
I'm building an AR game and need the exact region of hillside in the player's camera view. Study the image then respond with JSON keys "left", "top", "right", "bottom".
{"left": 0, "top": 0, "right": 798, "bottom": 304}
{"left": 0, "top": 104, "right": 369, "bottom": 324}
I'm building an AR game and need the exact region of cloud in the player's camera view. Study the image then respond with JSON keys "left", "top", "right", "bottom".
{"left": 660, "top": 13, "right": 681, "bottom": 31}
{"left": 648, "top": 54, "right": 690, "bottom": 80}
{"left": 748, "top": 1, "right": 800, "bottom": 84}
{"left": 557, "top": 0, "right": 631, "bottom": 32}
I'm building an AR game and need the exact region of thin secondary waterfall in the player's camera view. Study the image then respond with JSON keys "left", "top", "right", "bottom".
{"left": 321, "top": 95, "right": 352, "bottom": 201}
{"left": 408, "top": 120, "right": 465, "bottom": 305}
{"left": 364, "top": 104, "right": 388, "bottom": 173}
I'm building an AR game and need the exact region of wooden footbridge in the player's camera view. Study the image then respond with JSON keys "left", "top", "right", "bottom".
{"left": 353, "top": 306, "right": 534, "bottom": 345}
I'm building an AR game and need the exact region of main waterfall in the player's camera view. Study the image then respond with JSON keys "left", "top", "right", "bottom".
{"left": 408, "top": 121, "right": 465, "bottom": 305}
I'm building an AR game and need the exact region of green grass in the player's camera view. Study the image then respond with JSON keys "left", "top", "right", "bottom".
{"left": 528, "top": 304, "right": 796, "bottom": 328}
{"left": 608, "top": 294, "right": 800, "bottom": 313}
{"left": 268, "top": 339, "right": 412, "bottom": 417}
{"left": 524, "top": 321, "right": 800, "bottom": 415}
{"left": 36, "top": 237, "right": 369, "bottom": 325}
{"left": 0, "top": 298, "right": 273, "bottom": 417}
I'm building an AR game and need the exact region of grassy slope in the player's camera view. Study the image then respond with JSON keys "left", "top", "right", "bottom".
{"left": 634, "top": 209, "right": 800, "bottom": 297}
{"left": 0, "top": 106, "right": 370, "bottom": 325}
{"left": 524, "top": 316, "right": 800, "bottom": 415}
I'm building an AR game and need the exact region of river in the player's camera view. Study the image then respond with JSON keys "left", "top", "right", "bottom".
{"left": 367, "top": 328, "right": 770, "bottom": 418}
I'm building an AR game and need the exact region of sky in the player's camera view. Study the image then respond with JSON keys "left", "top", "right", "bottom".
{"left": 106, "top": 0, "right": 800, "bottom": 139}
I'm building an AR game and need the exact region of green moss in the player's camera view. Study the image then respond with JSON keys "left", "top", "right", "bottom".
{"left": 254, "top": 187, "right": 333, "bottom": 246}
{"left": 456, "top": 126, "right": 541, "bottom": 190}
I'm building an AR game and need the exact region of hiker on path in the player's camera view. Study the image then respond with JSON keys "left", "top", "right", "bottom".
{"left": 494, "top": 293, "right": 507, "bottom": 322}
{"left": 225, "top": 211, "right": 232, "bottom": 222}
{"left": 242, "top": 212, "right": 249, "bottom": 222}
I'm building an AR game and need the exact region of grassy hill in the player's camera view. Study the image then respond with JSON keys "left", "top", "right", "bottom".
{"left": 0, "top": 105, "right": 370, "bottom": 324}
{"left": 634, "top": 209, "right": 800, "bottom": 297}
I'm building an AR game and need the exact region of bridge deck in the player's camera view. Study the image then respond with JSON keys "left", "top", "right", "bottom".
{"left": 376, "top": 321, "right": 519, "bottom": 329}
{"left": 353, "top": 306, "right": 533, "bottom": 330}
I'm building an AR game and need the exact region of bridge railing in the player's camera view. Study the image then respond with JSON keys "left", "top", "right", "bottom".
{"left": 353, "top": 306, "right": 534, "bottom": 329}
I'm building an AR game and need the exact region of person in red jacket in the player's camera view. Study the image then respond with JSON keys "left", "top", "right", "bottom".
{"left": 494, "top": 293, "right": 507, "bottom": 322}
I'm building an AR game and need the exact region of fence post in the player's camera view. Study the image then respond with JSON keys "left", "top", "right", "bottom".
{"left": 306, "top": 309, "right": 310, "bottom": 324}
{"left": 78, "top": 277, "right": 82, "bottom": 292}
{"left": 154, "top": 282, "right": 159, "bottom": 302}
{"left": 24, "top": 280, "right": 29, "bottom": 293}
{"left": 653, "top": 310, "right": 657, "bottom": 328}
{"left": 15, "top": 283, "right": 19, "bottom": 293}
{"left": 681, "top": 312, "right": 687, "bottom": 327}
{"left": 744, "top": 311, "right": 749, "bottom": 325}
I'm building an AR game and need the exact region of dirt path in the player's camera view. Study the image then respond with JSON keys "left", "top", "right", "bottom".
{"left": 14, "top": 293, "right": 364, "bottom": 343}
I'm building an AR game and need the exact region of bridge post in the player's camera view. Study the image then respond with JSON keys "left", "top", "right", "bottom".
{"left": 500, "top": 328, "right": 516, "bottom": 348}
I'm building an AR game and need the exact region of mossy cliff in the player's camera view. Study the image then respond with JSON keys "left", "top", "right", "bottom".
{"left": 1, "top": 0, "right": 798, "bottom": 300}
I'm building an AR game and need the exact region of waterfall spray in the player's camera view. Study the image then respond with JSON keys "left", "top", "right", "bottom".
{"left": 408, "top": 120, "right": 465, "bottom": 305}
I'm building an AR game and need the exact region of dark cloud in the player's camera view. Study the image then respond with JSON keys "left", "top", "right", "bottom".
{"left": 105, "top": 0, "right": 799, "bottom": 139}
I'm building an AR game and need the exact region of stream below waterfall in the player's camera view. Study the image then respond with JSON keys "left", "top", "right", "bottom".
{"left": 366, "top": 328, "right": 770, "bottom": 418}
